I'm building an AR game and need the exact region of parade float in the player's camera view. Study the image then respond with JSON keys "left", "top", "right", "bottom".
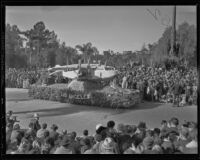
{"left": 29, "top": 60, "right": 141, "bottom": 108}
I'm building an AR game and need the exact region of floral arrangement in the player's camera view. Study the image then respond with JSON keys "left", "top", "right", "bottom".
{"left": 28, "top": 83, "right": 141, "bottom": 108}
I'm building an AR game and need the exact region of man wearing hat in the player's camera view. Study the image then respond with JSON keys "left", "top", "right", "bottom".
{"left": 30, "top": 113, "right": 41, "bottom": 132}
{"left": 54, "top": 135, "right": 73, "bottom": 154}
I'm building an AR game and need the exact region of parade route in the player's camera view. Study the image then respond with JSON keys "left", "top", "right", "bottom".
{"left": 6, "top": 88, "right": 197, "bottom": 136}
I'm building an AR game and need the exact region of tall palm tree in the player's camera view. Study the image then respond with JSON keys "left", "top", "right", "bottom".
{"left": 75, "top": 42, "right": 98, "bottom": 63}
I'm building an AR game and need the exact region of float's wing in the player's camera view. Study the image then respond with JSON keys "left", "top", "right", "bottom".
{"left": 62, "top": 70, "right": 78, "bottom": 79}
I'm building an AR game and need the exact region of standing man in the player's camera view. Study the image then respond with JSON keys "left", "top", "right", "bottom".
{"left": 122, "top": 74, "right": 128, "bottom": 89}
{"left": 173, "top": 80, "right": 180, "bottom": 107}
{"left": 30, "top": 113, "right": 41, "bottom": 132}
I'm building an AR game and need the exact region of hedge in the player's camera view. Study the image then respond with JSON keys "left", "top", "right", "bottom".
{"left": 28, "top": 83, "right": 141, "bottom": 108}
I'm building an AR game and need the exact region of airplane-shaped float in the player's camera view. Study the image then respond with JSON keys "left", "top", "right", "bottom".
{"left": 47, "top": 60, "right": 119, "bottom": 82}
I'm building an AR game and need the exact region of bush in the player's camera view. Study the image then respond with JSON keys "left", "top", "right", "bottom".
{"left": 28, "top": 84, "right": 141, "bottom": 108}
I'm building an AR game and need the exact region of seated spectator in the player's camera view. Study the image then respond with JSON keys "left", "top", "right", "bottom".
{"left": 95, "top": 124, "right": 107, "bottom": 141}
{"left": 17, "top": 138, "right": 30, "bottom": 154}
{"left": 134, "top": 122, "right": 147, "bottom": 145}
{"left": 160, "top": 120, "right": 168, "bottom": 135}
{"left": 92, "top": 134, "right": 102, "bottom": 154}
{"left": 28, "top": 138, "right": 41, "bottom": 154}
{"left": 37, "top": 123, "right": 48, "bottom": 139}
{"left": 185, "top": 129, "right": 197, "bottom": 149}
{"left": 83, "top": 129, "right": 89, "bottom": 138}
{"left": 6, "top": 139, "right": 18, "bottom": 154}
{"left": 10, "top": 124, "right": 23, "bottom": 146}
{"left": 54, "top": 136, "right": 73, "bottom": 154}
{"left": 153, "top": 128, "right": 162, "bottom": 145}
{"left": 6, "top": 123, "right": 13, "bottom": 147}
{"left": 80, "top": 138, "right": 92, "bottom": 154}
{"left": 123, "top": 140, "right": 138, "bottom": 154}
{"left": 49, "top": 124, "right": 59, "bottom": 141}
{"left": 98, "top": 137, "right": 119, "bottom": 154}
{"left": 116, "top": 123, "right": 125, "bottom": 135}
{"left": 166, "top": 117, "right": 179, "bottom": 137}
{"left": 106, "top": 120, "right": 117, "bottom": 135}
{"left": 161, "top": 133, "right": 175, "bottom": 154}
{"left": 152, "top": 144, "right": 163, "bottom": 154}
{"left": 146, "top": 129, "right": 154, "bottom": 138}
{"left": 61, "top": 129, "right": 67, "bottom": 137}
{"left": 117, "top": 125, "right": 132, "bottom": 153}
{"left": 40, "top": 130, "right": 50, "bottom": 145}
{"left": 41, "top": 137, "right": 54, "bottom": 154}
{"left": 142, "top": 137, "right": 158, "bottom": 154}
{"left": 68, "top": 131, "right": 81, "bottom": 154}
{"left": 26, "top": 122, "right": 37, "bottom": 141}
{"left": 174, "top": 128, "right": 190, "bottom": 152}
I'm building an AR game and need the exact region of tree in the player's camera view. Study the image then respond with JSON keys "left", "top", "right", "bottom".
{"left": 150, "top": 22, "right": 196, "bottom": 67}
{"left": 177, "top": 22, "right": 196, "bottom": 66}
{"left": 56, "top": 42, "right": 78, "bottom": 65}
{"left": 5, "top": 24, "right": 27, "bottom": 68}
{"left": 24, "top": 21, "right": 59, "bottom": 68}
{"left": 75, "top": 42, "right": 98, "bottom": 63}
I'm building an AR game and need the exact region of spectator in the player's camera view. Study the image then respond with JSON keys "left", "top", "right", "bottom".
{"left": 54, "top": 136, "right": 73, "bottom": 154}
{"left": 69, "top": 131, "right": 81, "bottom": 154}
{"left": 98, "top": 137, "right": 119, "bottom": 154}
{"left": 80, "top": 138, "right": 92, "bottom": 154}
{"left": 49, "top": 124, "right": 59, "bottom": 141}
{"left": 10, "top": 124, "right": 23, "bottom": 146}
{"left": 153, "top": 128, "right": 162, "bottom": 145}
{"left": 37, "top": 123, "right": 48, "bottom": 139}
{"left": 142, "top": 137, "right": 158, "bottom": 154}
{"left": 28, "top": 138, "right": 41, "bottom": 154}
{"left": 161, "top": 133, "right": 175, "bottom": 154}
{"left": 30, "top": 113, "right": 41, "bottom": 132}
{"left": 174, "top": 128, "right": 190, "bottom": 152}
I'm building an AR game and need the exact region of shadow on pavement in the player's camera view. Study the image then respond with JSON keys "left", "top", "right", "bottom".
{"left": 13, "top": 101, "right": 162, "bottom": 118}
{"left": 6, "top": 98, "right": 33, "bottom": 102}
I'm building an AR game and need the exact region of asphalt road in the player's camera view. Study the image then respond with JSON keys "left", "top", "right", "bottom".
{"left": 5, "top": 88, "right": 197, "bottom": 136}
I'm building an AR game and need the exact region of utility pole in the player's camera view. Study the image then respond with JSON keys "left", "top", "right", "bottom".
{"left": 170, "top": 6, "right": 176, "bottom": 57}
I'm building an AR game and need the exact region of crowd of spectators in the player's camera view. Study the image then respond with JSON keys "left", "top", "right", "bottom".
{"left": 6, "top": 111, "right": 198, "bottom": 154}
{"left": 115, "top": 63, "right": 198, "bottom": 106}
{"left": 6, "top": 62, "right": 198, "bottom": 107}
